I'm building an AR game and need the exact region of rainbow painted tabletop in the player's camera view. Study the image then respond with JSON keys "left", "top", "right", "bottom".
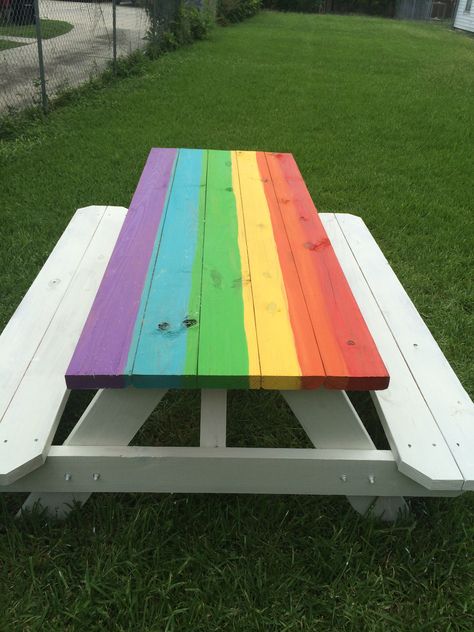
{"left": 66, "top": 148, "right": 389, "bottom": 391}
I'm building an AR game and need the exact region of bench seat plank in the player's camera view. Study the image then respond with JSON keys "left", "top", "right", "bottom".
{"left": 335, "top": 213, "right": 474, "bottom": 490}
{"left": 0, "top": 207, "right": 127, "bottom": 485}
{"left": 0, "top": 206, "right": 106, "bottom": 421}
{"left": 321, "top": 213, "right": 464, "bottom": 490}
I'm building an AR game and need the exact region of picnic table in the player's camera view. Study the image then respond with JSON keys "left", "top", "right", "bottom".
{"left": 1, "top": 148, "right": 473, "bottom": 520}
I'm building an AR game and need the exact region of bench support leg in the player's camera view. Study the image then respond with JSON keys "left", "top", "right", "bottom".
{"left": 21, "top": 388, "right": 167, "bottom": 517}
{"left": 281, "top": 389, "right": 408, "bottom": 521}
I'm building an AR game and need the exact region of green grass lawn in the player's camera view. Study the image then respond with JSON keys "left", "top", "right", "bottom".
{"left": 0, "top": 37, "right": 26, "bottom": 49}
{"left": 0, "top": 18, "right": 73, "bottom": 39}
{"left": 1, "top": 11, "right": 473, "bottom": 631}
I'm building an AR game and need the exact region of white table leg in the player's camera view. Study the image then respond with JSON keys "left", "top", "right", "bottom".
{"left": 282, "top": 389, "right": 407, "bottom": 520}
{"left": 200, "top": 390, "right": 226, "bottom": 448}
{"left": 21, "top": 388, "right": 167, "bottom": 517}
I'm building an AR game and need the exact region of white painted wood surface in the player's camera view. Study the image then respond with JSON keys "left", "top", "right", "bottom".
{"left": 0, "top": 207, "right": 127, "bottom": 485}
{"left": 22, "top": 388, "right": 167, "bottom": 514}
{"left": 66, "top": 387, "right": 167, "bottom": 446}
{"left": 321, "top": 213, "right": 464, "bottom": 491}
{"left": 454, "top": 0, "right": 474, "bottom": 33}
{"left": 6, "top": 445, "right": 460, "bottom": 497}
{"left": 0, "top": 207, "right": 105, "bottom": 423}
{"left": 282, "top": 389, "right": 407, "bottom": 519}
{"left": 282, "top": 390, "right": 373, "bottom": 449}
{"left": 200, "top": 390, "right": 227, "bottom": 447}
{"left": 335, "top": 213, "right": 474, "bottom": 490}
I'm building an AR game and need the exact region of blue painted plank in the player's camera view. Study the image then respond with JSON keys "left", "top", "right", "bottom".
{"left": 131, "top": 148, "right": 206, "bottom": 387}
{"left": 124, "top": 151, "right": 180, "bottom": 380}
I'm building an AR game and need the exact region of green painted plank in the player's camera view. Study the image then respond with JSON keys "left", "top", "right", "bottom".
{"left": 197, "top": 150, "right": 249, "bottom": 388}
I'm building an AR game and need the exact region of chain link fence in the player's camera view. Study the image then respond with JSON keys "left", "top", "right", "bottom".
{"left": 0, "top": 0, "right": 148, "bottom": 113}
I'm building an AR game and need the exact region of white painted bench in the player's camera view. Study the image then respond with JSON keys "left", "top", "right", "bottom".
{"left": 0, "top": 206, "right": 472, "bottom": 520}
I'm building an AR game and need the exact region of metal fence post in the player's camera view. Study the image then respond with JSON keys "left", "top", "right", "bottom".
{"left": 112, "top": 0, "right": 117, "bottom": 74}
{"left": 33, "top": 0, "right": 48, "bottom": 113}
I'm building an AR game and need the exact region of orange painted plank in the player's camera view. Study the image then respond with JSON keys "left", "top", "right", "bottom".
{"left": 256, "top": 152, "right": 325, "bottom": 389}
{"left": 265, "top": 152, "right": 389, "bottom": 390}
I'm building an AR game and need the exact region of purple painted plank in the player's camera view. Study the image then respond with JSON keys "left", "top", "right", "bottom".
{"left": 65, "top": 148, "right": 178, "bottom": 388}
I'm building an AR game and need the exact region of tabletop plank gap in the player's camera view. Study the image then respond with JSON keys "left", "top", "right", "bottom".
{"left": 231, "top": 151, "right": 262, "bottom": 388}
{"left": 184, "top": 149, "right": 209, "bottom": 381}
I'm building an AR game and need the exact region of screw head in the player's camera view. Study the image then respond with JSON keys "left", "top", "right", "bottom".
{"left": 64, "top": 473, "right": 72, "bottom": 481}
{"left": 368, "top": 475, "right": 375, "bottom": 485}
{"left": 92, "top": 473, "right": 100, "bottom": 481}
{"left": 340, "top": 474, "right": 347, "bottom": 482}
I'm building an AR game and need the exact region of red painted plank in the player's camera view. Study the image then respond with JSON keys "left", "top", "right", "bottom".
{"left": 256, "top": 152, "right": 325, "bottom": 389}
{"left": 265, "top": 152, "right": 389, "bottom": 390}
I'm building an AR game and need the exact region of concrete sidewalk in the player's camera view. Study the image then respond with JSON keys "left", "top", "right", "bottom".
{"left": 0, "top": 0, "right": 147, "bottom": 112}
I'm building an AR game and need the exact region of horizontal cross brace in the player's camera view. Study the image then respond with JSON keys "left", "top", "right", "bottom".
{"left": 5, "top": 446, "right": 461, "bottom": 496}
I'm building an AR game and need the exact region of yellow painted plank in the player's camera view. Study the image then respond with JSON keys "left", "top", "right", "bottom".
{"left": 234, "top": 151, "right": 301, "bottom": 389}
{"left": 231, "top": 151, "right": 261, "bottom": 388}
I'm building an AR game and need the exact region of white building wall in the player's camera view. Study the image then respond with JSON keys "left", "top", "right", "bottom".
{"left": 454, "top": 0, "right": 474, "bottom": 32}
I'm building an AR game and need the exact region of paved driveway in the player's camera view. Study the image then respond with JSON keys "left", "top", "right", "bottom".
{"left": 0, "top": 0, "right": 148, "bottom": 112}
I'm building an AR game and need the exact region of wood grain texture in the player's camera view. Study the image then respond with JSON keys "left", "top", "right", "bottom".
{"left": 256, "top": 152, "right": 325, "bottom": 389}
{"left": 198, "top": 150, "right": 250, "bottom": 388}
{"left": 265, "top": 152, "right": 389, "bottom": 390}
{"left": 66, "top": 149, "right": 177, "bottom": 388}
{"left": 231, "top": 151, "right": 261, "bottom": 388}
{"left": 335, "top": 212, "right": 474, "bottom": 488}
{"left": 0, "top": 206, "right": 105, "bottom": 420}
{"left": 322, "top": 212, "right": 462, "bottom": 489}
{"left": 234, "top": 150, "right": 301, "bottom": 389}
{"left": 0, "top": 207, "right": 127, "bottom": 484}
{"left": 131, "top": 149, "right": 205, "bottom": 387}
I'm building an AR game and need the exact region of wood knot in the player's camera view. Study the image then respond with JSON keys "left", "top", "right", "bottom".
{"left": 183, "top": 318, "right": 197, "bottom": 328}
{"left": 157, "top": 322, "right": 170, "bottom": 331}
{"left": 304, "top": 238, "right": 330, "bottom": 251}
{"left": 211, "top": 270, "right": 222, "bottom": 288}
